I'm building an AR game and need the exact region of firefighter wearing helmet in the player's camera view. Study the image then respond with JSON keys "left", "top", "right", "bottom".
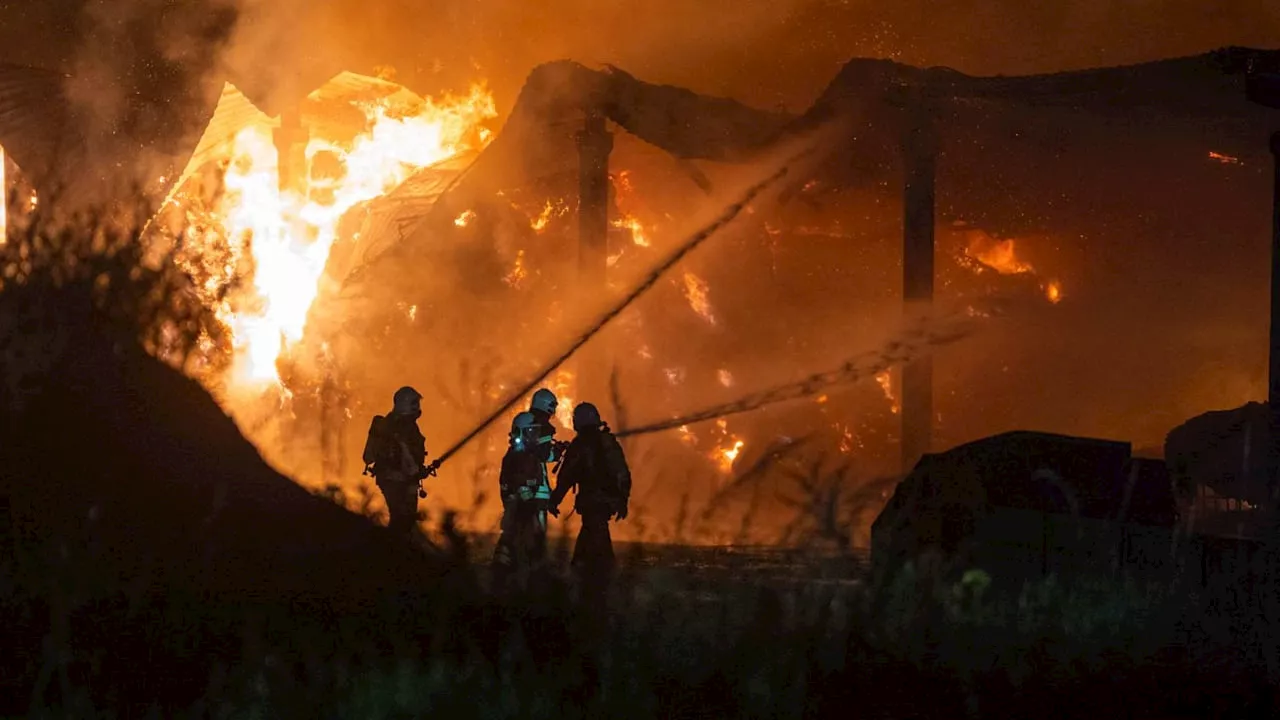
{"left": 491, "top": 411, "right": 554, "bottom": 590}
{"left": 528, "top": 388, "right": 566, "bottom": 464}
{"left": 362, "top": 386, "right": 435, "bottom": 537}
{"left": 550, "top": 401, "right": 632, "bottom": 598}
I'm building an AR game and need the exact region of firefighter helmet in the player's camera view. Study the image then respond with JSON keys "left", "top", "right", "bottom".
{"left": 393, "top": 386, "right": 423, "bottom": 418}
{"left": 510, "top": 411, "right": 538, "bottom": 451}
{"left": 572, "top": 402, "right": 602, "bottom": 432}
{"left": 530, "top": 388, "right": 558, "bottom": 415}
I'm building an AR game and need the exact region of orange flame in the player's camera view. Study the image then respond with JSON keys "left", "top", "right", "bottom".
{"left": 175, "top": 80, "right": 496, "bottom": 386}
{"left": 711, "top": 418, "right": 745, "bottom": 473}
{"left": 964, "top": 233, "right": 1034, "bottom": 275}
{"left": 612, "top": 214, "right": 650, "bottom": 247}
{"left": 551, "top": 369, "right": 575, "bottom": 429}
{"left": 959, "top": 229, "right": 1066, "bottom": 306}
{"left": 874, "top": 369, "right": 900, "bottom": 414}
{"left": 504, "top": 249, "right": 528, "bottom": 288}
{"left": 682, "top": 272, "right": 717, "bottom": 325}
{"left": 1044, "top": 279, "right": 1063, "bottom": 304}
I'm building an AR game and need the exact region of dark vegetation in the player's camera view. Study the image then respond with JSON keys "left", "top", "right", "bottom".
{"left": 4, "top": 212, "right": 1280, "bottom": 718}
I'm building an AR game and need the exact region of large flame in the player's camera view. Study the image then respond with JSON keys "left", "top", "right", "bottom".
{"left": 178, "top": 81, "right": 496, "bottom": 386}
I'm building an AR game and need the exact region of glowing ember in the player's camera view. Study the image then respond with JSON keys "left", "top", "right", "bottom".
{"left": 719, "top": 440, "right": 745, "bottom": 472}
{"left": 1044, "top": 279, "right": 1063, "bottom": 304}
{"left": 837, "top": 424, "right": 856, "bottom": 454}
{"left": 664, "top": 367, "right": 685, "bottom": 385}
{"left": 527, "top": 199, "right": 552, "bottom": 230}
{"left": 454, "top": 209, "right": 476, "bottom": 227}
{"left": 175, "top": 80, "right": 496, "bottom": 386}
{"left": 718, "top": 369, "right": 734, "bottom": 387}
{"left": 407, "top": 304, "right": 418, "bottom": 321}
{"left": 711, "top": 418, "right": 745, "bottom": 474}
{"left": 504, "top": 249, "right": 528, "bottom": 288}
{"left": 874, "top": 370, "right": 900, "bottom": 414}
{"left": 682, "top": 272, "right": 717, "bottom": 325}
{"left": 613, "top": 214, "right": 650, "bottom": 247}
{"left": 1208, "top": 151, "right": 1242, "bottom": 165}
{"left": 678, "top": 425, "right": 697, "bottom": 447}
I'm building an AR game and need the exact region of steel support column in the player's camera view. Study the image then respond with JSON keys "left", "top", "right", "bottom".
{"left": 901, "top": 107, "right": 938, "bottom": 474}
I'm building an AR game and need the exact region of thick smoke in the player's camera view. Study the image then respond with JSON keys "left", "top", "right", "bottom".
{"left": 62, "top": 0, "right": 239, "bottom": 188}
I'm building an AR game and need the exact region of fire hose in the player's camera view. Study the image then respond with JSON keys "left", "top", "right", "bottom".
{"left": 413, "top": 139, "right": 824, "bottom": 491}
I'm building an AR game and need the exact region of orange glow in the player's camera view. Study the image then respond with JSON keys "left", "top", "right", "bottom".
{"left": 529, "top": 199, "right": 568, "bottom": 232}
{"left": 454, "top": 209, "right": 477, "bottom": 227}
{"left": 958, "top": 229, "right": 1066, "bottom": 305}
{"left": 718, "top": 369, "right": 734, "bottom": 387}
{"left": 678, "top": 424, "right": 697, "bottom": 447}
{"left": 173, "top": 78, "right": 496, "bottom": 387}
{"left": 1208, "top": 151, "right": 1241, "bottom": 165}
{"left": 551, "top": 369, "right": 575, "bottom": 429}
{"left": 719, "top": 440, "right": 745, "bottom": 472}
{"left": 964, "top": 232, "right": 1035, "bottom": 275}
{"left": 1045, "top": 279, "right": 1063, "bottom": 304}
{"left": 612, "top": 214, "right": 650, "bottom": 247}
{"left": 837, "top": 424, "right": 855, "bottom": 454}
{"left": 874, "top": 369, "right": 900, "bottom": 414}
{"left": 504, "top": 249, "right": 528, "bottom": 288}
{"left": 682, "top": 272, "right": 717, "bottom": 325}
{"left": 711, "top": 418, "right": 745, "bottom": 473}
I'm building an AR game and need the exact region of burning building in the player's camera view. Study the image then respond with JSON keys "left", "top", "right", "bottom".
{"left": 3, "top": 45, "right": 1279, "bottom": 546}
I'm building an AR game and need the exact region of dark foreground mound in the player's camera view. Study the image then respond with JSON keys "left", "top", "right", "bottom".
{"left": 0, "top": 304, "right": 467, "bottom": 711}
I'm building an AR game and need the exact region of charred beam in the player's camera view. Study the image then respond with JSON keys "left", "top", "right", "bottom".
{"left": 901, "top": 104, "right": 938, "bottom": 474}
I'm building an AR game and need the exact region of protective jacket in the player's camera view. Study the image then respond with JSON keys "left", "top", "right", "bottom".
{"left": 363, "top": 413, "right": 427, "bottom": 480}
{"left": 551, "top": 426, "right": 631, "bottom": 517}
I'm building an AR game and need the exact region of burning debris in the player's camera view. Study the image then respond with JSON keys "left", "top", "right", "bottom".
{"left": 504, "top": 249, "right": 529, "bottom": 288}
{"left": 613, "top": 214, "right": 650, "bottom": 247}
{"left": 957, "top": 228, "right": 1064, "bottom": 305}
{"left": 455, "top": 209, "right": 477, "bottom": 227}
{"left": 529, "top": 199, "right": 569, "bottom": 232}
{"left": 1208, "top": 151, "right": 1242, "bottom": 165}
{"left": 874, "top": 370, "right": 899, "bottom": 414}
{"left": 682, "top": 271, "right": 717, "bottom": 325}
{"left": 712, "top": 419, "right": 747, "bottom": 473}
